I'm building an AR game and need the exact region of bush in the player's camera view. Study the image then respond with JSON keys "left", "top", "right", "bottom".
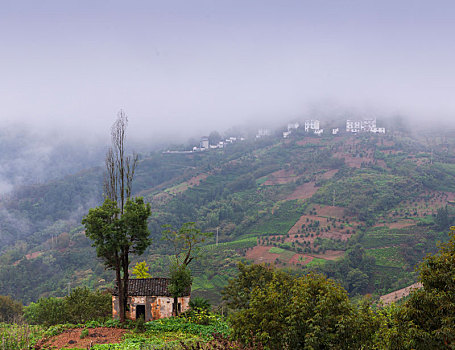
{"left": 80, "top": 328, "right": 89, "bottom": 339}
{"left": 64, "top": 287, "right": 111, "bottom": 324}
{"left": 24, "top": 297, "right": 66, "bottom": 326}
{"left": 24, "top": 287, "right": 111, "bottom": 326}
{"left": 189, "top": 297, "right": 211, "bottom": 311}
{"left": 0, "top": 295, "right": 23, "bottom": 323}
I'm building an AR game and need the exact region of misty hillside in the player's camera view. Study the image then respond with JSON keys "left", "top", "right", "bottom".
{"left": 0, "top": 126, "right": 106, "bottom": 194}
{"left": 0, "top": 122, "right": 455, "bottom": 304}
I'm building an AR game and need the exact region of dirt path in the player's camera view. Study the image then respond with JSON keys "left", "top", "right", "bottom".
{"left": 379, "top": 283, "right": 422, "bottom": 305}
{"left": 36, "top": 327, "right": 128, "bottom": 349}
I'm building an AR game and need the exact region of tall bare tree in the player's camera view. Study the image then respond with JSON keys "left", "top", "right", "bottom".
{"left": 104, "top": 110, "right": 138, "bottom": 211}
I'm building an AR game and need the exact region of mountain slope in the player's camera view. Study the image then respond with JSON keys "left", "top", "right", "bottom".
{"left": 1, "top": 129, "right": 455, "bottom": 303}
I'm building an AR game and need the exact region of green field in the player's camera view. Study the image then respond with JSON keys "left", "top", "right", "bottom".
{"left": 366, "top": 247, "right": 406, "bottom": 268}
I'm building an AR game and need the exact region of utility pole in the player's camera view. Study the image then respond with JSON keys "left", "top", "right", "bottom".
{"left": 216, "top": 228, "right": 219, "bottom": 246}
{"left": 332, "top": 188, "right": 336, "bottom": 207}
{"left": 67, "top": 282, "right": 71, "bottom": 296}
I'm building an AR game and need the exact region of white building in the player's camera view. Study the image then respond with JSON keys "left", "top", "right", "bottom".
{"left": 304, "top": 120, "right": 320, "bottom": 132}
{"left": 346, "top": 120, "right": 362, "bottom": 133}
{"left": 283, "top": 131, "right": 292, "bottom": 138}
{"left": 332, "top": 128, "right": 339, "bottom": 135}
{"left": 314, "top": 129, "right": 324, "bottom": 136}
{"left": 371, "top": 127, "right": 386, "bottom": 134}
{"left": 346, "top": 118, "right": 385, "bottom": 134}
{"left": 287, "top": 122, "right": 300, "bottom": 131}
{"left": 200, "top": 137, "right": 209, "bottom": 149}
{"left": 256, "top": 129, "right": 271, "bottom": 138}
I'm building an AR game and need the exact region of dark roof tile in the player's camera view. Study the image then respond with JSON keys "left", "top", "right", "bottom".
{"left": 112, "top": 278, "right": 190, "bottom": 297}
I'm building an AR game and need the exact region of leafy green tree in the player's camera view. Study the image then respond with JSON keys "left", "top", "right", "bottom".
{"left": 83, "top": 197, "right": 151, "bottom": 323}
{"left": 82, "top": 112, "right": 152, "bottom": 323}
{"left": 390, "top": 229, "right": 455, "bottom": 348}
{"left": 436, "top": 206, "right": 450, "bottom": 230}
{"left": 0, "top": 295, "right": 23, "bottom": 323}
{"left": 162, "top": 222, "right": 212, "bottom": 267}
{"left": 24, "top": 297, "right": 66, "bottom": 326}
{"left": 168, "top": 262, "right": 192, "bottom": 315}
{"left": 225, "top": 264, "right": 381, "bottom": 349}
{"left": 163, "top": 222, "right": 212, "bottom": 315}
{"left": 132, "top": 261, "right": 152, "bottom": 278}
{"left": 222, "top": 262, "right": 290, "bottom": 311}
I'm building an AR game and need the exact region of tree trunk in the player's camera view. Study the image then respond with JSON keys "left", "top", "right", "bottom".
{"left": 173, "top": 296, "right": 178, "bottom": 316}
{"left": 116, "top": 264, "right": 125, "bottom": 323}
{"left": 122, "top": 250, "right": 129, "bottom": 323}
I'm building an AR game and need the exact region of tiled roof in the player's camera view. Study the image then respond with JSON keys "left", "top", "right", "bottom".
{"left": 112, "top": 278, "right": 190, "bottom": 297}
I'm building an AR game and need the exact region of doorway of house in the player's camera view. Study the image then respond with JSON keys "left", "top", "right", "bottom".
{"left": 136, "top": 305, "right": 146, "bottom": 321}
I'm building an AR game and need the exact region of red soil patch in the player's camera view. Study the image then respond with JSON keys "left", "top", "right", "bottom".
{"left": 333, "top": 152, "right": 375, "bottom": 168}
{"left": 36, "top": 327, "right": 128, "bottom": 349}
{"left": 263, "top": 169, "right": 298, "bottom": 185}
{"left": 25, "top": 251, "right": 42, "bottom": 260}
{"left": 313, "top": 205, "right": 346, "bottom": 218}
{"left": 380, "top": 283, "right": 422, "bottom": 306}
{"left": 168, "top": 173, "right": 208, "bottom": 194}
{"left": 310, "top": 250, "right": 345, "bottom": 260}
{"left": 152, "top": 192, "right": 172, "bottom": 204}
{"left": 285, "top": 207, "right": 358, "bottom": 251}
{"left": 320, "top": 169, "right": 338, "bottom": 179}
{"left": 287, "top": 251, "right": 344, "bottom": 264}
{"left": 296, "top": 138, "right": 321, "bottom": 146}
{"left": 286, "top": 182, "right": 317, "bottom": 200}
{"left": 288, "top": 254, "right": 314, "bottom": 265}
{"left": 376, "top": 159, "right": 387, "bottom": 168}
{"left": 374, "top": 220, "right": 415, "bottom": 229}
{"left": 187, "top": 173, "right": 208, "bottom": 186}
{"left": 379, "top": 140, "right": 395, "bottom": 147}
{"left": 381, "top": 149, "right": 399, "bottom": 155}
{"left": 245, "top": 245, "right": 281, "bottom": 264}
{"left": 389, "top": 191, "right": 455, "bottom": 218}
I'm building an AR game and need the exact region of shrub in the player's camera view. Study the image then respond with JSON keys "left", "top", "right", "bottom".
{"left": 189, "top": 297, "right": 211, "bottom": 311}
{"left": 0, "top": 295, "right": 23, "bottom": 323}
{"left": 80, "top": 328, "right": 89, "bottom": 339}
{"left": 24, "top": 287, "right": 111, "bottom": 326}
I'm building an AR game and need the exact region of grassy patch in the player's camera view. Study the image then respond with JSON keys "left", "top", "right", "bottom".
{"left": 306, "top": 258, "right": 326, "bottom": 267}
{"left": 366, "top": 247, "right": 405, "bottom": 268}
{"left": 203, "top": 237, "right": 257, "bottom": 252}
{"left": 269, "top": 247, "right": 285, "bottom": 254}
{"left": 249, "top": 200, "right": 305, "bottom": 235}
{"left": 256, "top": 176, "right": 268, "bottom": 186}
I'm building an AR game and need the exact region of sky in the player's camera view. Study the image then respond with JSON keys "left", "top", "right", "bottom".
{"left": 1, "top": 0, "right": 455, "bottom": 141}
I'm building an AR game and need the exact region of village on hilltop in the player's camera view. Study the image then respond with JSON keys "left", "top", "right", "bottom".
{"left": 164, "top": 117, "right": 386, "bottom": 154}
{"left": 277, "top": 117, "right": 386, "bottom": 139}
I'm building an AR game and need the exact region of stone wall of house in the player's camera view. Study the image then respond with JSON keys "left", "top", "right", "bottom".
{"left": 112, "top": 295, "right": 190, "bottom": 321}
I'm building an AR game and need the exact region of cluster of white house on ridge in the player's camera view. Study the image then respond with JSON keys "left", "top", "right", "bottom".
{"left": 256, "top": 128, "right": 272, "bottom": 138}
{"left": 346, "top": 118, "right": 385, "bottom": 134}
{"left": 280, "top": 117, "right": 386, "bottom": 139}
{"left": 304, "top": 120, "right": 320, "bottom": 132}
{"left": 191, "top": 135, "right": 244, "bottom": 152}
{"left": 164, "top": 134, "right": 243, "bottom": 154}
{"left": 282, "top": 120, "right": 323, "bottom": 138}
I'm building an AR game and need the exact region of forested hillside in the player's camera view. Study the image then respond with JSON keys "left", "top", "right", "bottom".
{"left": 1, "top": 124, "right": 455, "bottom": 304}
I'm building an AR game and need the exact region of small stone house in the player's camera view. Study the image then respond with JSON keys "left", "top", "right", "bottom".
{"left": 112, "top": 278, "right": 190, "bottom": 321}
